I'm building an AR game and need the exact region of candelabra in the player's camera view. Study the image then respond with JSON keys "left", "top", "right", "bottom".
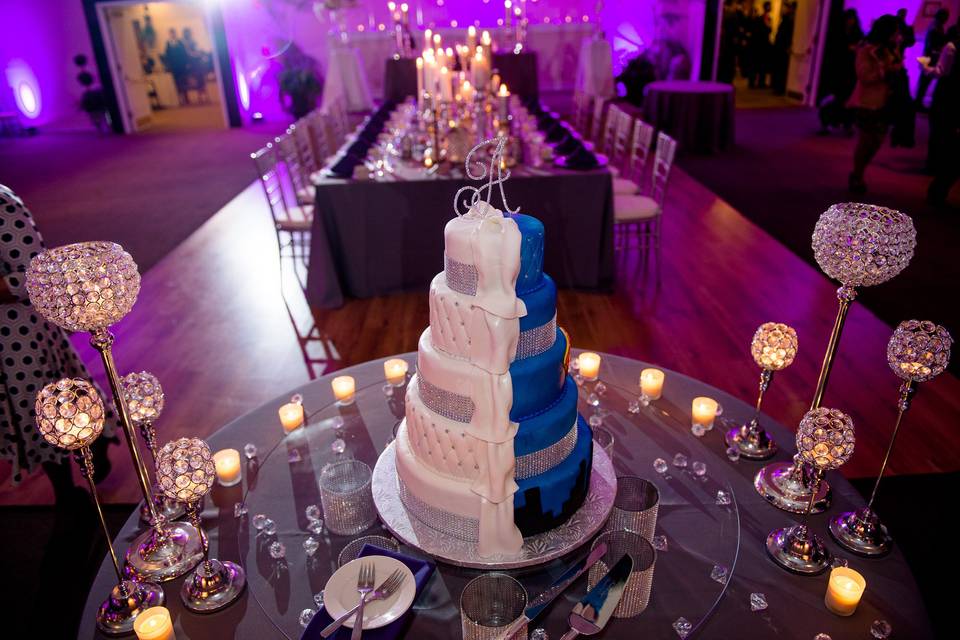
{"left": 123, "top": 371, "right": 185, "bottom": 523}
{"left": 766, "top": 407, "right": 856, "bottom": 574}
{"left": 830, "top": 320, "right": 952, "bottom": 556}
{"left": 726, "top": 322, "right": 798, "bottom": 459}
{"left": 35, "top": 378, "right": 164, "bottom": 634}
{"left": 26, "top": 241, "right": 203, "bottom": 581}
{"left": 755, "top": 203, "right": 915, "bottom": 513}
{"left": 157, "top": 437, "right": 246, "bottom": 612}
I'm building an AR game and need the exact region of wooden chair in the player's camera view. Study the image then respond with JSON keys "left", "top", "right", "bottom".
{"left": 251, "top": 144, "right": 312, "bottom": 266}
{"left": 573, "top": 90, "right": 592, "bottom": 136}
{"left": 600, "top": 104, "right": 625, "bottom": 159}
{"left": 304, "top": 109, "right": 335, "bottom": 170}
{"left": 613, "top": 119, "right": 655, "bottom": 195}
{"left": 324, "top": 99, "right": 349, "bottom": 147}
{"left": 613, "top": 132, "right": 678, "bottom": 269}
{"left": 274, "top": 130, "right": 315, "bottom": 206}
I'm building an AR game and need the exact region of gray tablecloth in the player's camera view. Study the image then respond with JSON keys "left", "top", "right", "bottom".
{"left": 305, "top": 168, "right": 615, "bottom": 308}
{"left": 80, "top": 353, "right": 933, "bottom": 639}
{"left": 642, "top": 81, "right": 735, "bottom": 154}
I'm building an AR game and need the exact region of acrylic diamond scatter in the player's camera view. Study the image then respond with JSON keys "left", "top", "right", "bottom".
{"left": 307, "top": 519, "right": 324, "bottom": 535}
{"left": 233, "top": 503, "right": 248, "bottom": 519}
{"left": 692, "top": 461, "right": 707, "bottom": 477}
{"left": 691, "top": 423, "right": 706, "bottom": 437}
{"left": 672, "top": 617, "right": 693, "bottom": 638}
{"left": 750, "top": 593, "right": 767, "bottom": 611}
{"left": 331, "top": 438, "right": 346, "bottom": 454}
{"left": 653, "top": 458, "right": 669, "bottom": 474}
{"left": 870, "top": 620, "right": 892, "bottom": 639}
{"left": 725, "top": 445, "right": 741, "bottom": 462}
{"left": 594, "top": 382, "right": 607, "bottom": 396}
{"left": 588, "top": 414, "right": 603, "bottom": 427}
{"left": 299, "top": 608, "right": 315, "bottom": 627}
{"left": 244, "top": 443, "right": 257, "bottom": 459}
{"left": 574, "top": 374, "right": 584, "bottom": 386}
{"left": 263, "top": 518, "right": 277, "bottom": 535}
{"left": 314, "top": 591, "right": 325, "bottom": 608}
{"left": 710, "top": 565, "right": 728, "bottom": 584}
{"left": 814, "top": 634, "right": 832, "bottom": 640}
{"left": 288, "top": 449, "right": 302, "bottom": 463}
{"left": 305, "top": 504, "right": 321, "bottom": 521}
{"left": 291, "top": 393, "right": 303, "bottom": 405}
{"left": 652, "top": 534, "right": 668, "bottom": 552}
{"left": 269, "top": 541, "right": 286, "bottom": 560}
{"left": 332, "top": 416, "right": 345, "bottom": 432}
{"left": 672, "top": 453, "right": 688, "bottom": 468}
{"left": 253, "top": 514, "right": 268, "bottom": 530}
{"left": 303, "top": 537, "right": 320, "bottom": 557}
{"left": 587, "top": 392, "right": 600, "bottom": 407}
{"left": 628, "top": 399, "right": 641, "bottom": 414}
{"left": 830, "top": 556, "right": 849, "bottom": 568}
{"left": 530, "top": 629, "right": 549, "bottom": 640}
{"left": 716, "top": 490, "right": 732, "bottom": 506}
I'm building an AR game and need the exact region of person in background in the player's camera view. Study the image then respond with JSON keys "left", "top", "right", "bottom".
{"left": 890, "top": 8, "right": 916, "bottom": 147}
{"left": 163, "top": 28, "right": 189, "bottom": 105}
{"left": 847, "top": 15, "right": 903, "bottom": 194}
{"left": 718, "top": 0, "right": 739, "bottom": 83}
{"left": 182, "top": 27, "right": 209, "bottom": 104}
{"left": 749, "top": 2, "right": 774, "bottom": 88}
{"left": 895, "top": 8, "right": 916, "bottom": 52}
{"left": 819, "top": 9, "right": 865, "bottom": 134}
{"left": 922, "top": 25, "right": 959, "bottom": 205}
{"left": 771, "top": 2, "right": 796, "bottom": 95}
{"left": 916, "top": 8, "right": 950, "bottom": 110}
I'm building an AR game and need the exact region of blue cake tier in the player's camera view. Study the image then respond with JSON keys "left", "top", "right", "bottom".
{"left": 512, "top": 214, "right": 545, "bottom": 295}
{"left": 514, "top": 376, "right": 579, "bottom": 457}
{"left": 509, "top": 327, "right": 567, "bottom": 420}
{"left": 515, "top": 416, "right": 593, "bottom": 536}
{"left": 518, "top": 273, "right": 556, "bottom": 333}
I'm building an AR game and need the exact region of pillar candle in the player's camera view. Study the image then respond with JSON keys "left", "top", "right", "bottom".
{"left": 640, "top": 368, "right": 665, "bottom": 400}
{"left": 578, "top": 352, "right": 601, "bottom": 381}
{"left": 279, "top": 402, "right": 304, "bottom": 433}
{"left": 481, "top": 30, "right": 492, "bottom": 58}
{"left": 440, "top": 67, "right": 453, "bottom": 101}
{"left": 384, "top": 359, "right": 409, "bottom": 386}
{"left": 691, "top": 397, "right": 719, "bottom": 430}
{"left": 133, "top": 606, "right": 175, "bottom": 640}
{"left": 467, "top": 25, "right": 477, "bottom": 53}
{"left": 400, "top": 2, "right": 409, "bottom": 25}
{"left": 505, "top": 0, "right": 513, "bottom": 28}
{"left": 415, "top": 57, "right": 424, "bottom": 108}
{"left": 332, "top": 375, "right": 356, "bottom": 405}
{"left": 424, "top": 28, "right": 432, "bottom": 49}
{"left": 213, "top": 448, "right": 241, "bottom": 487}
{"left": 498, "top": 83, "right": 510, "bottom": 122}
{"left": 824, "top": 567, "right": 866, "bottom": 616}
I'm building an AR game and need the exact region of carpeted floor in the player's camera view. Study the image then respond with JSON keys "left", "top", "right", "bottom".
{"left": 0, "top": 122, "right": 288, "bottom": 273}
{"left": 680, "top": 107, "right": 960, "bottom": 363}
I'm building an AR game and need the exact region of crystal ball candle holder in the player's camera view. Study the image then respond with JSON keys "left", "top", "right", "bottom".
{"left": 887, "top": 320, "right": 953, "bottom": 383}
{"left": 122, "top": 372, "right": 165, "bottom": 426}
{"left": 796, "top": 408, "right": 855, "bottom": 471}
{"left": 157, "top": 437, "right": 216, "bottom": 504}
{"left": 25, "top": 241, "right": 141, "bottom": 333}
{"left": 35, "top": 378, "right": 105, "bottom": 450}
{"left": 751, "top": 322, "right": 798, "bottom": 371}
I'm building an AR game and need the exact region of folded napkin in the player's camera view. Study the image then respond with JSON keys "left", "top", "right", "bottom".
{"left": 545, "top": 121, "right": 567, "bottom": 143}
{"left": 561, "top": 146, "right": 599, "bottom": 170}
{"left": 329, "top": 155, "right": 361, "bottom": 178}
{"left": 554, "top": 134, "right": 584, "bottom": 157}
{"left": 302, "top": 545, "right": 435, "bottom": 640}
{"left": 347, "top": 140, "right": 371, "bottom": 158}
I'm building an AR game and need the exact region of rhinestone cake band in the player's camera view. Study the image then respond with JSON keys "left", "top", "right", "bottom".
{"left": 515, "top": 422, "right": 578, "bottom": 479}
{"left": 444, "top": 254, "right": 479, "bottom": 296}
{"left": 417, "top": 377, "right": 476, "bottom": 423}
{"left": 516, "top": 314, "right": 557, "bottom": 360}
{"left": 399, "top": 477, "right": 480, "bottom": 542}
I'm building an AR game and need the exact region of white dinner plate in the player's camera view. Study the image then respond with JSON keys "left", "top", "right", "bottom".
{"left": 322, "top": 556, "right": 416, "bottom": 630}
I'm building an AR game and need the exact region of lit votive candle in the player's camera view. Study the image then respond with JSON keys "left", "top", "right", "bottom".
{"left": 213, "top": 448, "right": 241, "bottom": 487}
{"left": 332, "top": 375, "right": 356, "bottom": 405}
{"left": 692, "top": 397, "right": 719, "bottom": 431}
{"left": 278, "top": 402, "right": 304, "bottom": 433}
{"left": 824, "top": 567, "right": 866, "bottom": 616}
{"left": 384, "top": 359, "right": 409, "bottom": 386}
{"left": 640, "top": 368, "right": 665, "bottom": 401}
{"left": 133, "top": 606, "right": 175, "bottom": 640}
{"left": 578, "top": 352, "right": 601, "bottom": 381}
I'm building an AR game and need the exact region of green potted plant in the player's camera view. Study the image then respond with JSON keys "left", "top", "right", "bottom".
{"left": 278, "top": 44, "right": 323, "bottom": 119}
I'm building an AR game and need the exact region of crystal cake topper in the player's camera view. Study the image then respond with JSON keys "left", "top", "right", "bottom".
{"left": 453, "top": 136, "right": 520, "bottom": 217}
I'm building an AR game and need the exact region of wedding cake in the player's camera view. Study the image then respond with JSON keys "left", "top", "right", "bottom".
{"left": 394, "top": 199, "right": 593, "bottom": 557}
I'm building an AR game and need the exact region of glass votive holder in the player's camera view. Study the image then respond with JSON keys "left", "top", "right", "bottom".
{"left": 279, "top": 402, "right": 304, "bottom": 433}
{"left": 606, "top": 476, "right": 660, "bottom": 541}
{"left": 692, "top": 397, "right": 720, "bottom": 431}
{"left": 587, "top": 530, "right": 656, "bottom": 618}
{"left": 337, "top": 534, "right": 400, "bottom": 567}
{"left": 320, "top": 459, "right": 377, "bottom": 535}
{"left": 640, "top": 368, "right": 664, "bottom": 402}
{"left": 824, "top": 567, "right": 866, "bottom": 616}
{"left": 578, "top": 352, "right": 601, "bottom": 381}
{"left": 213, "top": 448, "right": 242, "bottom": 487}
{"left": 133, "top": 605, "right": 175, "bottom": 640}
{"left": 460, "top": 573, "right": 528, "bottom": 640}
{"left": 592, "top": 425, "right": 615, "bottom": 460}
{"left": 383, "top": 358, "right": 409, "bottom": 386}
{"left": 331, "top": 376, "right": 356, "bottom": 406}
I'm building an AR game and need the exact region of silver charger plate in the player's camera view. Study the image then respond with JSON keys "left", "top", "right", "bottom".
{"left": 372, "top": 443, "right": 617, "bottom": 569}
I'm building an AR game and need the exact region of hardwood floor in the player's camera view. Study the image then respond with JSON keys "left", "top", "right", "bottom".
{"left": 2, "top": 167, "right": 958, "bottom": 505}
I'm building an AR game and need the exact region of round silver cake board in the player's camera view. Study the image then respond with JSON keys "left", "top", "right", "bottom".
{"left": 372, "top": 442, "right": 617, "bottom": 569}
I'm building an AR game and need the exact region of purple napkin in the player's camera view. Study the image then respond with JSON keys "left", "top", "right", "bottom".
{"left": 301, "top": 545, "right": 435, "bottom": 640}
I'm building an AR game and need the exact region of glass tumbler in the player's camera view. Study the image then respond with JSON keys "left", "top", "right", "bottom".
{"left": 460, "top": 573, "right": 527, "bottom": 640}
{"left": 587, "top": 530, "right": 656, "bottom": 618}
{"left": 319, "top": 459, "right": 377, "bottom": 535}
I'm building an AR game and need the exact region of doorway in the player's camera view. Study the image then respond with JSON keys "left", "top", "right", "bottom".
{"left": 96, "top": 1, "right": 229, "bottom": 132}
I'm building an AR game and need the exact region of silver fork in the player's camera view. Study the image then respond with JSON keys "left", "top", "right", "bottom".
{"left": 320, "top": 568, "right": 406, "bottom": 638}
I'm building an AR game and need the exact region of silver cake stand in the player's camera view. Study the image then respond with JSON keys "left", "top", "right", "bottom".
{"left": 372, "top": 442, "right": 617, "bottom": 569}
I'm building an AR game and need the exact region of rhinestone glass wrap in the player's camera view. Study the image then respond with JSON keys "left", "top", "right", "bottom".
{"left": 157, "top": 437, "right": 216, "bottom": 503}
{"left": 515, "top": 423, "right": 577, "bottom": 479}
{"left": 811, "top": 203, "right": 916, "bottom": 288}
{"left": 418, "top": 377, "right": 475, "bottom": 423}
{"left": 121, "top": 371, "right": 165, "bottom": 425}
{"left": 516, "top": 314, "right": 558, "bottom": 360}
{"left": 35, "top": 378, "right": 105, "bottom": 450}
{"left": 751, "top": 322, "right": 798, "bottom": 370}
{"left": 887, "top": 320, "right": 953, "bottom": 382}
{"left": 25, "top": 241, "right": 141, "bottom": 332}
{"left": 796, "top": 408, "right": 855, "bottom": 470}
{"left": 399, "top": 478, "right": 480, "bottom": 542}
{"left": 444, "top": 254, "right": 479, "bottom": 296}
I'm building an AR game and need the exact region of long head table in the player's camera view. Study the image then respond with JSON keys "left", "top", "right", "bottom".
{"left": 80, "top": 353, "right": 932, "bottom": 639}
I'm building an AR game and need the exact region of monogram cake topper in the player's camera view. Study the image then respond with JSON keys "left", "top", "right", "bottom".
{"left": 453, "top": 136, "right": 520, "bottom": 217}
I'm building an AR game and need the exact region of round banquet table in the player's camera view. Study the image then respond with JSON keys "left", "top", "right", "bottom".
{"left": 80, "top": 353, "right": 933, "bottom": 639}
{"left": 642, "top": 81, "right": 735, "bottom": 154}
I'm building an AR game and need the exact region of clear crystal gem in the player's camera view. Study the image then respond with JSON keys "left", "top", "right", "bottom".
{"left": 691, "top": 423, "right": 706, "bottom": 437}
{"left": 314, "top": 591, "right": 325, "bottom": 608}
{"left": 653, "top": 458, "right": 669, "bottom": 474}
{"left": 269, "top": 541, "right": 286, "bottom": 559}
{"left": 710, "top": 565, "right": 728, "bottom": 584}
{"left": 233, "top": 503, "right": 248, "bottom": 519}
{"left": 298, "top": 608, "right": 315, "bottom": 627}
{"left": 382, "top": 384, "right": 394, "bottom": 397}
{"left": 692, "top": 461, "right": 707, "bottom": 477}
{"left": 830, "top": 556, "right": 849, "bottom": 568}
{"left": 308, "top": 519, "right": 324, "bottom": 535}
{"left": 627, "top": 399, "right": 641, "bottom": 414}
{"left": 291, "top": 393, "right": 303, "bottom": 405}
{"left": 303, "top": 537, "right": 320, "bottom": 556}
{"left": 587, "top": 392, "right": 600, "bottom": 407}
{"left": 594, "top": 382, "right": 607, "bottom": 396}
{"left": 252, "top": 514, "right": 268, "bottom": 530}
{"left": 530, "top": 629, "right": 549, "bottom": 640}
{"left": 332, "top": 416, "right": 344, "bottom": 431}
{"left": 672, "top": 453, "right": 688, "bottom": 468}
{"left": 672, "top": 617, "right": 693, "bottom": 638}
{"left": 263, "top": 518, "right": 277, "bottom": 535}
{"left": 305, "top": 504, "right": 321, "bottom": 521}
{"left": 288, "top": 449, "right": 302, "bottom": 463}
{"left": 814, "top": 635, "right": 832, "bottom": 640}
{"left": 331, "top": 438, "right": 346, "bottom": 454}
{"left": 573, "top": 374, "right": 584, "bottom": 386}
{"left": 243, "top": 443, "right": 257, "bottom": 459}
{"left": 870, "top": 620, "right": 892, "bottom": 639}
{"left": 652, "top": 534, "right": 668, "bottom": 551}
{"left": 570, "top": 359, "right": 580, "bottom": 371}
{"left": 725, "top": 446, "right": 741, "bottom": 462}
{"left": 716, "top": 490, "right": 732, "bottom": 506}
{"left": 750, "top": 592, "right": 768, "bottom": 611}
{"left": 588, "top": 414, "right": 603, "bottom": 427}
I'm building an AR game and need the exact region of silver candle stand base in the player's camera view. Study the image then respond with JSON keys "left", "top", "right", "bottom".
{"left": 723, "top": 419, "right": 778, "bottom": 460}
{"left": 181, "top": 559, "right": 247, "bottom": 613}
{"left": 754, "top": 461, "right": 831, "bottom": 514}
{"left": 828, "top": 507, "right": 892, "bottom": 557}
{"left": 124, "top": 520, "right": 205, "bottom": 582}
{"left": 765, "top": 524, "right": 832, "bottom": 575}
{"left": 96, "top": 579, "right": 165, "bottom": 636}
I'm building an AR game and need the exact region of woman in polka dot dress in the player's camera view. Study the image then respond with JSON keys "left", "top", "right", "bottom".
{"left": 0, "top": 184, "right": 116, "bottom": 498}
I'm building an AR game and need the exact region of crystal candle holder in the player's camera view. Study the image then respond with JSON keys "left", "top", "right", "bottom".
{"left": 639, "top": 368, "right": 664, "bottom": 402}
{"left": 320, "top": 459, "right": 377, "bottom": 535}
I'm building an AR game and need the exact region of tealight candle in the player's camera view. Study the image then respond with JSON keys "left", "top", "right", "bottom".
{"left": 384, "top": 359, "right": 409, "bottom": 386}
{"left": 278, "top": 402, "right": 304, "bottom": 433}
{"left": 213, "top": 448, "right": 242, "bottom": 486}
{"left": 133, "top": 606, "right": 175, "bottom": 640}
{"left": 578, "top": 352, "right": 601, "bottom": 381}
{"left": 824, "top": 567, "right": 866, "bottom": 616}
{"left": 332, "top": 375, "right": 356, "bottom": 405}
{"left": 640, "top": 368, "right": 665, "bottom": 401}
{"left": 692, "top": 397, "right": 719, "bottom": 431}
